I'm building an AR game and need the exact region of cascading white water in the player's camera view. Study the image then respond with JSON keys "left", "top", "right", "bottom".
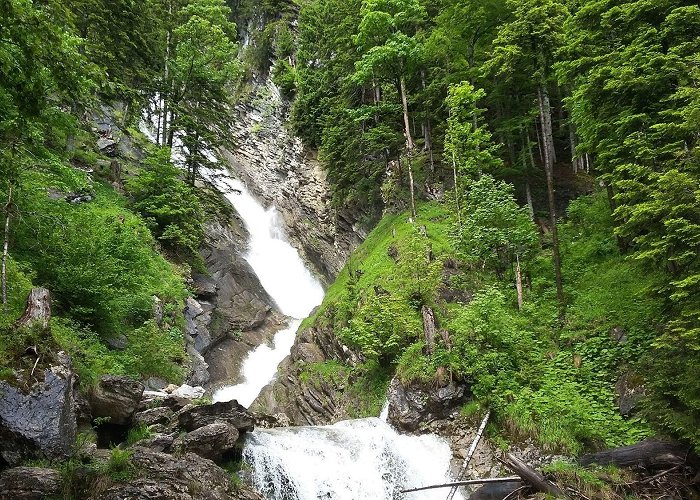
{"left": 244, "top": 418, "right": 462, "bottom": 500}
{"left": 207, "top": 174, "right": 325, "bottom": 406}
{"left": 140, "top": 109, "right": 460, "bottom": 499}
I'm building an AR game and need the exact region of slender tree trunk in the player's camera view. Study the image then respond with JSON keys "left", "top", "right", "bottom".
{"left": 452, "top": 150, "right": 462, "bottom": 228}
{"left": 2, "top": 185, "right": 12, "bottom": 315}
{"left": 525, "top": 181, "right": 535, "bottom": 222}
{"left": 161, "top": 0, "right": 172, "bottom": 147}
{"left": 515, "top": 255, "right": 524, "bottom": 310}
{"left": 537, "top": 84, "right": 565, "bottom": 318}
{"left": 400, "top": 75, "right": 417, "bottom": 220}
{"left": 569, "top": 121, "right": 579, "bottom": 173}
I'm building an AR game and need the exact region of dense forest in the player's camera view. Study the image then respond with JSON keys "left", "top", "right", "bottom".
{"left": 280, "top": 0, "right": 700, "bottom": 454}
{"left": 1, "top": 0, "right": 699, "bottom": 495}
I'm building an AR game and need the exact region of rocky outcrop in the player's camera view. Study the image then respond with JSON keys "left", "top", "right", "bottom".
{"left": 0, "top": 467, "right": 62, "bottom": 500}
{"left": 178, "top": 422, "right": 240, "bottom": 461}
{"left": 386, "top": 377, "right": 468, "bottom": 432}
{"left": 177, "top": 400, "right": 255, "bottom": 432}
{"left": 220, "top": 77, "right": 365, "bottom": 284}
{"left": 0, "top": 358, "right": 77, "bottom": 466}
{"left": 89, "top": 375, "right": 144, "bottom": 425}
{"left": 99, "top": 447, "right": 262, "bottom": 500}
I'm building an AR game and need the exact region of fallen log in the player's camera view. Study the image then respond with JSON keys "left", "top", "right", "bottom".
{"left": 502, "top": 453, "right": 570, "bottom": 499}
{"left": 400, "top": 476, "right": 522, "bottom": 494}
{"left": 446, "top": 410, "right": 491, "bottom": 500}
{"left": 580, "top": 439, "right": 695, "bottom": 470}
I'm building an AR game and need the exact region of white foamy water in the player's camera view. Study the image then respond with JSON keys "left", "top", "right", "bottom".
{"left": 210, "top": 174, "right": 324, "bottom": 319}
{"left": 210, "top": 320, "right": 299, "bottom": 407}
{"left": 244, "top": 418, "right": 462, "bottom": 500}
{"left": 207, "top": 173, "right": 324, "bottom": 405}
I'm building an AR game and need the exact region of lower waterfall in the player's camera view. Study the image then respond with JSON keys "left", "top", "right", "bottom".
{"left": 243, "top": 418, "right": 463, "bottom": 500}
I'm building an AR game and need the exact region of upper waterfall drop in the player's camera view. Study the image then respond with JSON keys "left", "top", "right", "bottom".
{"left": 211, "top": 174, "right": 325, "bottom": 320}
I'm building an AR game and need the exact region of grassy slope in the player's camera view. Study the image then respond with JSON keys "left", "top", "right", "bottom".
{"left": 307, "top": 193, "right": 661, "bottom": 454}
{"left": 0, "top": 127, "right": 189, "bottom": 386}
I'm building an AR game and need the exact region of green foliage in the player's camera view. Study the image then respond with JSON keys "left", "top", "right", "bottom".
{"left": 454, "top": 175, "right": 539, "bottom": 276}
{"left": 126, "top": 148, "right": 204, "bottom": 260}
{"left": 105, "top": 447, "right": 134, "bottom": 481}
{"left": 126, "top": 425, "right": 154, "bottom": 446}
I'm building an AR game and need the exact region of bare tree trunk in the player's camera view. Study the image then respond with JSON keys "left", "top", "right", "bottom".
{"left": 161, "top": 0, "right": 172, "bottom": 147}
{"left": 515, "top": 255, "right": 524, "bottom": 310}
{"left": 16, "top": 288, "right": 51, "bottom": 330}
{"left": 525, "top": 181, "right": 535, "bottom": 222}
{"left": 452, "top": 150, "right": 462, "bottom": 228}
{"left": 2, "top": 185, "right": 11, "bottom": 315}
{"left": 538, "top": 85, "right": 565, "bottom": 319}
{"left": 400, "top": 75, "right": 417, "bottom": 220}
{"left": 569, "top": 121, "right": 579, "bottom": 173}
{"left": 422, "top": 305, "right": 437, "bottom": 355}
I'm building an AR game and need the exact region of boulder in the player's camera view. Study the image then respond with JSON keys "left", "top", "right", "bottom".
{"left": 89, "top": 375, "right": 144, "bottom": 425}
{"left": 172, "top": 384, "right": 206, "bottom": 400}
{"left": 177, "top": 400, "right": 255, "bottom": 433}
{"left": 387, "top": 377, "right": 468, "bottom": 432}
{"left": 133, "top": 407, "right": 173, "bottom": 427}
{"left": 0, "top": 363, "right": 76, "bottom": 465}
{"left": 140, "top": 433, "right": 176, "bottom": 452}
{"left": 179, "top": 422, "right": 239, "bottom": 461}
{"left": 98, "top": 447, "right": 262, "bottom": 500}
{"left": 0, "top": 467, "right": 61, "bottom": 500}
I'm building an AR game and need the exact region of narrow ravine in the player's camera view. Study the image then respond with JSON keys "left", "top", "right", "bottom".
{"left": 141, "top": 109, "right": 460, "bottom": 499}
{"left": 207, "top": 171, "right": 462, "bottom": 500}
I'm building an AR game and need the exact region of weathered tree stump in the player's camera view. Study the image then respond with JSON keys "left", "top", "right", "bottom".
{"left": 15, "top": 288, "right": 51, "bottom": 330}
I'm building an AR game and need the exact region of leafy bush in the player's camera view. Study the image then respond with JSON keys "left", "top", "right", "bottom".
{"left": 126, "top": 148, "right": 204, "bottom": 260}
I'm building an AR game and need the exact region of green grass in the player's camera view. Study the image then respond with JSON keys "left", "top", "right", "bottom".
{"left": 307, "top": 192, "right": 659, "bottom": 454}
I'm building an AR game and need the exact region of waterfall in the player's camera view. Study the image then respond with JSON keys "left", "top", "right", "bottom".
{"left": 207, "top": 174, "right": 324, "bottom": 406}
{"left": 139, "top": 112, "right": 460, "bottom": 499}
{"left": 244, "top": 418, "right": 462, "bottom": 500}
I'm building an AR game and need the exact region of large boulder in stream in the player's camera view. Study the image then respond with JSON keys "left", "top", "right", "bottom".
{"left": 89, "top": 375, "right": 144, "bottom": 425}
{"left": 387, "top": 377, "right": 468, "bottom": 432}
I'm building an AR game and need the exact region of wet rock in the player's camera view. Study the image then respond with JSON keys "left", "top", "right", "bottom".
{"left": 89, "top": 375, "right": 144, "bottom": 425}
{"left": 133, "top": 407, "right": 173, "bottom": 427}
{"left": 179, "top": 422, "right": 239, "bottom": 461}
{"left": 98, "top": 447, "right": 262, "bottom": 500}
{"left": 177, "top": 400, "right": 255, "bottom": 433}
{"left": 0, "top": 467, "right": 61, "bottom": 500}
{"left": 0, "top": 363, "right": 76, "bottom": 465}
{"left": 387, "top": 378, "right": 468, "bottom": 432}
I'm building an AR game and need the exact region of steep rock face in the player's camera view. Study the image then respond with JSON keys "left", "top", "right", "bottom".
{"left": 220, "top": 78, "right": 365, "bottom": 284}
{"left": 250, "top": 325, "right": 362, "bottom": 425}
{"left": 186, "top": 217, "right": 285, "bottom": 388}
{"left": 0, "top": 361, "right": 77, "bottom": 466}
